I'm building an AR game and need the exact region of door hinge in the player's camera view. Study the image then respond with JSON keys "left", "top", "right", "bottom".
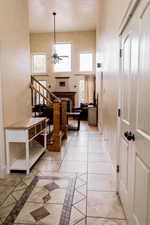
{"left": 118, "top": 108, "right": 121, "bottom": 117}
{"left": 120, "top": 49, "right": 123, "bottom": 58}
{"left": 117, "top": 165, "right": 120, "bottom": 173}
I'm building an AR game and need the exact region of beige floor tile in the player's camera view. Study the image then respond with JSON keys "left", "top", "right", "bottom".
{"left": 69, "top": 207, "right": 85, "bottom": 225}
{"left": 67, "top": 146, "right": 88, "bottom": 153}
{"left": 0, "top": 174, "right": 22, "bottom": 187}
{"left": 88, "top": 174, "right": 116, "bottom": 191}
{"left": 73, "top": 190, "right": 86, "bottom": 204}
{"left": 37, "top": 170, "right": 75, "bottom": 177}
{"left": 77, "top": 173, "right": 87, "bottom": 182}
{"left": 88, "top": 152, "right": 111, "bottom": 163}
{"left": 76, "top": 178, "right": 86, "bottom": 188}
{"left": 36, "top": 178, "right": 69, "bottom": 189}
{"left": 15, "top": 202, "right": 62, "bottom": 224}
{"left": 11, "top": 182, "right": 27, "bottom": 200}
{"left": 33, "top": 160, "right": 61, "bottom": 172}
{"left": 75, "top": 218, "right": 86, "bottom": 225}
{"left": 76, "top": 185, "right": 87, "bottom": 196}
{"left": 74, "top": 198, "right": 86, "bottom": 215}
{"left": 87, "top": 218, "right": 128, "bottom": 225}
{"left": 41, "top": 151, "right": 66, "bottom": 161}
{"left": 27, "top": 187, "right": 66, "bottom": 204}
{"left": 64, "top": 152, "right": 87, "bottom": 161}
{"left": 88, "top": 162, "right": 114, "bottom": 174}
{"left": 87, "top": 191, "right": 125, "bottom": 219}
{"left": 0, "top": 185, "right": 14, "bottom": 205}
{"left": 0, "top": 195, "right": 16, "bottom": 222}
{"left": 68, "top": 140, "right": 88, "bottom": 147}
{"left": 60, "top": 161, "right": 87, "bottom": 173}
{"left": 22, "top": 171, "right": 38, "bottom": 185}
{"left": 88, "top": 148, "right": 105, "bottom": 153}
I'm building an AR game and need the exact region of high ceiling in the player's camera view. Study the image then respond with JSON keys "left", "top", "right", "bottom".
{"left": 29, "top": 0, "right": 100, "bottom": 33}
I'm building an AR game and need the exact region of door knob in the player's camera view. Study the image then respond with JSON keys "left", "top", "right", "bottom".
{"left": 124, "top": 131, "right": 135, "bottom": 141}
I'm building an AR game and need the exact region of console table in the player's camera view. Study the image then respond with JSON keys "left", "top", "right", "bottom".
{"left": 5, "top": 117, "right": 47, "bottom": 174}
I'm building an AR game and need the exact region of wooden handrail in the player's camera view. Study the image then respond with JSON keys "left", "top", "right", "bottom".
{"left": 31, "top": 75, "right": 61, "bottom": 103}
{"left": 30, "top": 84, "right": 52, "bottom": 105}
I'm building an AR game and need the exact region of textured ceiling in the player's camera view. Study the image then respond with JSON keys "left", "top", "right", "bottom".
{"left": 29, "top": 0, "right": 100, "bottom": 33}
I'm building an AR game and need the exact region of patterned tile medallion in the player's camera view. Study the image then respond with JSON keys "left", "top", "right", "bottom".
{"left": 2, "top": 175, "right": 76, "bottom": 225}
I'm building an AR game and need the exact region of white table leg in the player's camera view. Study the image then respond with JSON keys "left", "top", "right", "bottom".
{"left": 6, "top": 140, "right": 10, "bottom": 174}
{"left": 26, "top": 141, "right": 30, "bottom": 174}
{"left": 44, "top": 129, "right": 47, "bottom": 150}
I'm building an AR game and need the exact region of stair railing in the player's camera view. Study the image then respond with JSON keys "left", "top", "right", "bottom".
{"left": 30, "top": 75, "right": 68, "bottom": 152}
{"left": 31, "top": 75, "right": 61, "bottom": 106}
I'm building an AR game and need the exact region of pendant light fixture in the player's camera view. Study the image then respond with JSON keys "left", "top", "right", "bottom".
{"left": 51, "top": 12, "right": 62, "bottom": 64}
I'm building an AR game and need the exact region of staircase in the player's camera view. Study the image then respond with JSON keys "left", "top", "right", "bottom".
{"left": 30, "top": 75, "right": 68, "bottom": 152}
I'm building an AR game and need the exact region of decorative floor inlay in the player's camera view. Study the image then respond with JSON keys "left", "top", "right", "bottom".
{"left": 2, "top": 175, "right": 76, "bottom": 225}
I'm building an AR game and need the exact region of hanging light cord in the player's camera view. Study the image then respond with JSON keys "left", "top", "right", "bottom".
{"left": 53, "top": 12, "right": 56, "bottom": 45}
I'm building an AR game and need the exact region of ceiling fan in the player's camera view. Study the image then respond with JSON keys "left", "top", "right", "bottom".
{"left": 51, "top": 12, "right": 68, "bottom": 64}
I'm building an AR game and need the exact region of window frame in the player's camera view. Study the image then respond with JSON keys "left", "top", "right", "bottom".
{"left": 79, "top": 51, "right": 94, "bottom": 73}
{"left": 53, "top": 42, "right": 72, "bottom": 73}
{"left": 31, "top": 53, "right": 48, "bottom": 75}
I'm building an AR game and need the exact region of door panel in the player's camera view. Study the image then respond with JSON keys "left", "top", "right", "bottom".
{"left": 122, "top": 36, "right": 131, "bottom": 125}
{"left": 119, "top": 31, "right": 133, "bottom": 221}
{"left": 132, "top": 2, "right": 150, "bottom": 225}
{"left": 120, "top": 139, "right": 129, "bottom": 190}
{"left": 133, "top": 155, "right": 150, "bottom": 225}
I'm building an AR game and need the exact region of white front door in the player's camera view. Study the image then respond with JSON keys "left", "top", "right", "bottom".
{"left": 119, "top": 1, "right": 150, "bottom": 225}
{"left": 119, "top": 29, "right": 134, "bottom": 223}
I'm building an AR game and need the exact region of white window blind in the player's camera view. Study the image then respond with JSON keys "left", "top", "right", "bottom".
{"left": 32, "top": 54, "right": 47, "bottom": 74}
{"left": 79, "top": 79, "right": 85, "bottom": 105}
{"left": 80, "top": 52, "right": 93, "bottom": 72}
{"left": 54, "top": 43, "right": 71, "bottom": 72}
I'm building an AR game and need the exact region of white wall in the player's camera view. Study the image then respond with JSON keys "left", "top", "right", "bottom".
{"left": 96, "top": 0, "right": 131, "bottom": 167}
{"left": 0, "top": 0, "right": 31, "bottom": 169}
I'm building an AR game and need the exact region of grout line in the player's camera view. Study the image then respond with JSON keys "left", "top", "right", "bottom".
{"left": 85, "top": 133, "right": 89, "bottom": 225}
{"left": 87, "top": 190, "right": 116, "bottom": 193}
{"left": 87, "top": 216, "right": 127, "bottom": 220}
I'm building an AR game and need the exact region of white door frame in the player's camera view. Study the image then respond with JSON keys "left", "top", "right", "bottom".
{"left": 0, "top": 41, "right": 5, "bottom": 171}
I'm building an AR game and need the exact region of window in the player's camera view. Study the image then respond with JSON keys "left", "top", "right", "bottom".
{"left": 54, "top": 43, "right": 71, "bottom": 72}
{"left": 80, "top": 52, "right": 93, "bottom": 72}
{"left": 32, "top": 54, "right": 47, "bottom": 74}
{"left": 78, "top": 79, "right": 85, "bottom": 105}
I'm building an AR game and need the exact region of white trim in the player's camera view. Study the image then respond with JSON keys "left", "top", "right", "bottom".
{"left": 118, "top": 0, "right": 141, "bottom": 35}
{"left": 0, "top": 41, "right": 5, "bottom": 170}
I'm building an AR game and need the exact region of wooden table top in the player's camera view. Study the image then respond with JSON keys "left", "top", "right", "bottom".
{"left": 5, "top": 117, "right": 46, "bottom": 130}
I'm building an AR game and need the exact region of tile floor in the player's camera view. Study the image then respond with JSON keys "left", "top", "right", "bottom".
{"left": 0, "top": 122, "right": 128, "bottom": 225}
